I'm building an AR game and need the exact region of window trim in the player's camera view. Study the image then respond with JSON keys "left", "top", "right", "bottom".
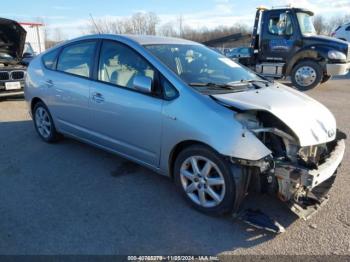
{"left": 55, "top": 39, "right": 99, "bottom": 80}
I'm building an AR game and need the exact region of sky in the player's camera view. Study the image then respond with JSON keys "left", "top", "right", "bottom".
{"left": 1, "top": 0, "right": 350, "bottom": 39}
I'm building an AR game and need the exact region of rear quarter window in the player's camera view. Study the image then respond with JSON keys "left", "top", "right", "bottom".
{"left": 42, "top": 49, "right": 60, "bottom": 70}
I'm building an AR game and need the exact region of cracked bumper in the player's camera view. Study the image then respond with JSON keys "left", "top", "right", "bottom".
{"left": 304, "top": 139, "right": 345, "bottom": 190}
{"left": 275, "top": 138, "right": 345, "bottom": 220}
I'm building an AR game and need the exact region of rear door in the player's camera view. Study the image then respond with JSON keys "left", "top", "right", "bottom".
{"left": 88, "top": 40, "right": 163, "bottom": 167}
{"left": 46, "top": 40, "right": 97, "bottom": 139}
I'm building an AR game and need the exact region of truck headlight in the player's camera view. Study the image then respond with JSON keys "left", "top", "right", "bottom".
{"left": 328, "top": 50, "right": 346, "bottom": 60}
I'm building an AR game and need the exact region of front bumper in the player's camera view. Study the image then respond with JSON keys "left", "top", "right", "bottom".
{"left": 0, "top": 80, "right": 25, "bottom": 98}
{"left": 304, "top": 139, "right": 345, "bottom": 189}
{"left": 275, "top": 138, "right": 345, "bottom": 219}
{"left": 326, "top": 62, "right": 350, "bottom": 75}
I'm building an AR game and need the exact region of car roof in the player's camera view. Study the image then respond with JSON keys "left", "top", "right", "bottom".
{"left": 68, "top": 34, "right": 200, "bottom": 46}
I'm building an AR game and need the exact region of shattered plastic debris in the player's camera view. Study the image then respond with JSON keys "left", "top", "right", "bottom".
{"left": 236, "top": 209, "right": 286, "bottom": 234}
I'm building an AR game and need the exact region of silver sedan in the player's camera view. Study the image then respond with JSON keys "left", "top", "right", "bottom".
{"left": 25, "top": 34, "right": 345, "bottom": 219}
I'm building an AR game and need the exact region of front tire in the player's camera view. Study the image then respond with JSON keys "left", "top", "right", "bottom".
{"left": 291, "top": 60, "right": 323, "bottom": 91}
{"left": 33, "top": 102, "right": 60, "bottom": 143}
{"left": 174, "top": 145, "right": 237, "bottom": 215}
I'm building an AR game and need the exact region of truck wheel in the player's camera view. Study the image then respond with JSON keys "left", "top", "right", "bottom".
{"left": 291, "top": 60, "right": 323, "bottom": 91}
{"left": 174, "top": 145, "right": 239, "bottom": 215}
{"left": 322, "top": 75, "right": 332, "bottom": 83}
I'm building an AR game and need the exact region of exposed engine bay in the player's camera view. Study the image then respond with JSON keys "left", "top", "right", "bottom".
{"left": 232, "top": 110, "right": 346, "bottom": 220}
{"left": 0, "top": 18, "right": 28, "bottom": 95}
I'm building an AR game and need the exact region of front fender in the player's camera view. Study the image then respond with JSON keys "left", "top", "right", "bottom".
{"left": 286, "top": 45, "right": 332, "bottom": 75}
{"left": 159, "top": 89, "right": 272, "bottom": 175}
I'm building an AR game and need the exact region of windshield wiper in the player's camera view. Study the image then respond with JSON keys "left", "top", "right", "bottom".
{"left": 228, "top": 79, "right": 271, "bottom": 87}
{"left": 189, "top": 82, "right": 239, "bottom": 90}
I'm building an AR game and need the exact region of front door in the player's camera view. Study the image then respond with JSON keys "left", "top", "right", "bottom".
{"left": 89, "top": 40, "right": 163, "bottom": 167}
{"left": 260, "top": 10, "right": 298, "bottom": 62}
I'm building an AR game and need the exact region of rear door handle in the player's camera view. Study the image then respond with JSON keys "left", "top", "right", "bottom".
{"left": 45, "top": 79, "right": 54, "bottom": 87}
{"left": 92, "top": 92, "right": 105, "bottom": 103}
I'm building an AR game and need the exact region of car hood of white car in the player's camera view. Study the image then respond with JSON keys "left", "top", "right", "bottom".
{"left": 212, "top": 83, "right": 337, "bottom": 146}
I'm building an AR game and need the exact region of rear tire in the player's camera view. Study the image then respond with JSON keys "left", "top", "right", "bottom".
{"left": 174, "top": 145, "right": 238, "bottom": 215}
{"left": 33, "top": 102, "right": 60, "bottom": 143}
{"left": 291, "top": 60, "right": 323, "bottom": 91}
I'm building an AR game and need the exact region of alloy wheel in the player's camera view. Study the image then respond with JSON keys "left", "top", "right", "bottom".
{"left": 180, "top": 156, "right": 226, "bottom": 208}
{"left": 35, "top": 107, "right": 52, "bottom": 139}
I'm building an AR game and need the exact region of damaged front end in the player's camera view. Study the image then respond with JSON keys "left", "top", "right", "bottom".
{"left": 233, "top": 111, "right": 346, "bottom": 220}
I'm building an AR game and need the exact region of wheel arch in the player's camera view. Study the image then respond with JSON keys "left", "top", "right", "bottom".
{"left": 31, "top": 97, "right": 45, "bottom": 114}
{"left": 286, "top": 48, "right": 327, "bottom": 76}
{"left": 168, "top": 140, "right": 219, "bottom": 179}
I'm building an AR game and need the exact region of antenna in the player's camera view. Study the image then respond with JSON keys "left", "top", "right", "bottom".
{"left": 89, "top": 13, "right": 101, "bottom": 34}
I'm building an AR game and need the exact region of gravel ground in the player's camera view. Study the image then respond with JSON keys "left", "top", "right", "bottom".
{"left": 0, "top": 77, "right": 349, "bottom": 255}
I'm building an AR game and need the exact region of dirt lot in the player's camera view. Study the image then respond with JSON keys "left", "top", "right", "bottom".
{"left": 0, "top": 76, "right": 349, "bottom": 255}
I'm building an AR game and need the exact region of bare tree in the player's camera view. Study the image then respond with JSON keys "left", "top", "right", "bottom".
{"left": 312, "top": 14, "right": 350, "bottom": 35}
{"left": 313, "top": 15, "right": 327, "bottom": 34}
{"left": 177, "top": 15, "right": 184, "bottom": 37}
{"left": 327, "top": 14, "right": 350, "bottom": 34}
{"left": 145, "top": 12, "right": 159, "bottom": 35}
{"left": 52, "top": 28, "right": 65, "bottom": 43}
{"left": 86, "top": 12, "right": 160, "bottom": 35}
{"left": 159, "top": 21, "right": 177, "bottom": 37}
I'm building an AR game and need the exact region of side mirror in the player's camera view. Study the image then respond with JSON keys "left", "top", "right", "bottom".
{"left": 23, "top": 52, "right": 33, "bottom": 58}
{"left": 133, "top": 75, "right": 153, "bottom": 94}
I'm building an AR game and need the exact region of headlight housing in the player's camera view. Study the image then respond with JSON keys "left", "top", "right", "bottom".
{"left": 328, "top": 50, "right": 346, "bottom": 60}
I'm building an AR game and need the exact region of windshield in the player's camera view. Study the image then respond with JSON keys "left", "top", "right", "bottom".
{"left": 297, "top": 12, "right": 316, "bottom": 35}
{"left": 145, "top": 44, "right": 259, "bottom": 86}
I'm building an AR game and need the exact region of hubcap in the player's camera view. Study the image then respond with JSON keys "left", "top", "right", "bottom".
{"left": 35, "top": 107, "right": 51, "bottom": 138}
{"left": 295, "top": 66, "right": 317, "bottom": 87}
{"left": 180, "top": 156, "right": 225, "bottom": 208}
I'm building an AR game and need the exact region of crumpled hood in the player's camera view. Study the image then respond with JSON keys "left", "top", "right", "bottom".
{"left": 0, "top": 18, "right": 26, "bottom": 60}
{"left": 212, "top": 84, "right": 337, "bottom": 146}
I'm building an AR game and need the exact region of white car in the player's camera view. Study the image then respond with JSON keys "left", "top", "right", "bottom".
{"left": 332, "top": 23, "right": 350, "bottom": 42}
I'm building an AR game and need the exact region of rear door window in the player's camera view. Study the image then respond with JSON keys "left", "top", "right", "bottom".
{"left": 57, "top": 41, "right": 97, "bottom": 78}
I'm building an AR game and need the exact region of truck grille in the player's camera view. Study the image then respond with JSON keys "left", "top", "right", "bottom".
{"left": 10, "top": 71, "right": 25, "bottom": 80}
{"left": 0, "top": 72, "right": 10, "bottom": 81}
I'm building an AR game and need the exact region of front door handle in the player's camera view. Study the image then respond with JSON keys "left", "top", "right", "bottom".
{"left": 92, "top": 92, "right": 105, "bottom": 103}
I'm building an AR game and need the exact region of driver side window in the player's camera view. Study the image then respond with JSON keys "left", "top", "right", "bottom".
{"left": 98, "top": 41, "right": 155, "bottom": 90}
{"left": 268, "top": 13, "right": 293, "bottom": 36}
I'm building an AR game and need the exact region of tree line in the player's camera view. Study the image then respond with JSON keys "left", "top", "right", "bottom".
{"left": 83, "top": 12, "right": 251, "bottom": 43}
{"left": 45, "top": 11, "right": 350, "bottom": 48}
